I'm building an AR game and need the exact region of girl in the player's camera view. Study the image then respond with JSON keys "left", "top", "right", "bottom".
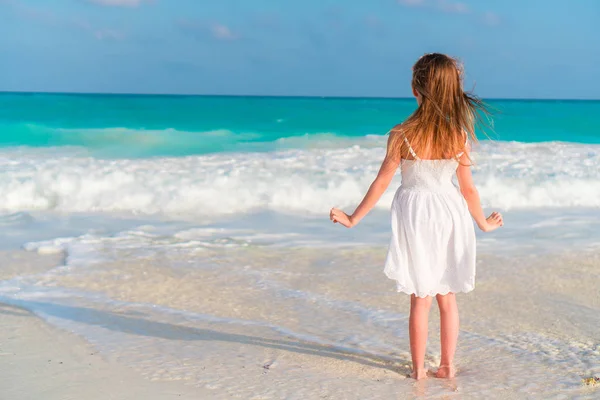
{"left": 329, "top": 53, "right": 503, "bottom": 380}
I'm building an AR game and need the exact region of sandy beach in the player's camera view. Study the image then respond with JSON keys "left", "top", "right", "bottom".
{"left": 0, "top": 304, "right": 209, "bottom": 400}
{"left": 0, "top": 251, "right": 205, "bottom": 399}
{"left": 1, "top": 243, "right": 598, "bottom": 399}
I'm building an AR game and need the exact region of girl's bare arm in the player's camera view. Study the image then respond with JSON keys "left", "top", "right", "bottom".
{"left": 330, "top": 133, "right": 401, "bottom": 228}
{"left": 456, "top": 144, "right": 503, "bottom": 232}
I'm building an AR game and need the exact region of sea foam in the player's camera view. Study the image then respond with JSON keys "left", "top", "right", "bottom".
{"left": 0, "top": 140, "right": 599, "bottom": 216}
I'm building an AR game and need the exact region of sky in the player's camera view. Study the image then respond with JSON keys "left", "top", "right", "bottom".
{"left": 0, "top": 0, "right": 599, "bottom": 99}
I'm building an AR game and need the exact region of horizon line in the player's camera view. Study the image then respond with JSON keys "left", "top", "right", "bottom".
{"left": 0, "top": 90, "right": 598, "bottom": 102}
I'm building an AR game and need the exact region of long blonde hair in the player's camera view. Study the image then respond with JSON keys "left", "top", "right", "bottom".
{"left": 389, "top": 53, "right": 490, "bottom": 161}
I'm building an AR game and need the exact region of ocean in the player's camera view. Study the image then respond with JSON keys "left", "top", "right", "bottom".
{"left": 0, "top": 93, "right": 599, "bottom": 399}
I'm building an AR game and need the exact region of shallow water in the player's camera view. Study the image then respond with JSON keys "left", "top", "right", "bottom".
{"left": 0, "top": 223, "right": 598, "bottom": 399}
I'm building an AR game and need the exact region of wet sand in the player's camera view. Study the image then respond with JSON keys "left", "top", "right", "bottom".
{"left": 1, "top": 247, "right": 598, "bottom": 399}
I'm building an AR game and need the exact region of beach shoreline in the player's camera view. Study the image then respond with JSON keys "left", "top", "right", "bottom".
{"left": 0, "top": 251, "right": 200, "bottom": 399}
{"left": 0, "top": 302, "right": 209, "bottom": 400}
{"left": 1, "top": 246, "right": 598, "bottom": 399}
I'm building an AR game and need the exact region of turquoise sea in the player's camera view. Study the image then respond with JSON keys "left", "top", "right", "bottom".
{"left": 1, "top": 93, "right": 599, "bottom": 157}
{"left": 0, "top": 93, "right": 599, "bottom": 399}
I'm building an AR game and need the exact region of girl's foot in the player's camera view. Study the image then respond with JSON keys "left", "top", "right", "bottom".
{"left": 410, "top": 368, "right": 428, "bottom": 380}
{"left": 435, "top": 364, "right": 456, "bottom": 379}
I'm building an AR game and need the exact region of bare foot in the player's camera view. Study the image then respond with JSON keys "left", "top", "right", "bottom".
{"left": 435, "top": 364, "right": 456, "bottom": 379}
{"left": 410, "top": 369, "right": 428, "bottom": 380}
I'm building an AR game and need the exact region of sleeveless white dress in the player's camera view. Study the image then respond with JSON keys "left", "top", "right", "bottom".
{"left": 384, "top": 136, "right": 476, "bottom": 298}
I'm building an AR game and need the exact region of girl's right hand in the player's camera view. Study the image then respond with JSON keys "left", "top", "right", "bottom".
{"left": 330, "top": 208, "right": 355, "bottom": 228}
{"left": 480, "top": 212, "right": 503, "bottom": 232}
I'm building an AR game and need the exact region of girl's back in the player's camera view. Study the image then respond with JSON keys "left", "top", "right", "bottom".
{"left": 398, "top": 133, "right": 464, "bottom": 193}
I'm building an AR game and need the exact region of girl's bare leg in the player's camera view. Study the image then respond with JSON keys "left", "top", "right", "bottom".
{"left": 409, "top": 294, "right": 433, "bottom": 379}
{"left": 435, "top": 292, "right": 458, "bottom": 378}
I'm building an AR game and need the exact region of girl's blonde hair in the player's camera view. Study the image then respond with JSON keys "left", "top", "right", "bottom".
{"left": 389, "top": 53, "right": 490, "bottom": 161}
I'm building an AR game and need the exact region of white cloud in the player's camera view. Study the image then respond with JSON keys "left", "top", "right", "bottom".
{"left": 210, "top": 23, "right": 239, "bottom": 40}
{"left": 482, "top": 11, "right": 501, "bottom": 26}
{"left": 178, "top": 19, "right": 240, "bottom": 42}
{"left": 365, "top": 15, "right": 381, "bottom": 28}
{"left": 398, "top": 0, "right": 470, "bottom": 14}
{"left": 2, "top": 0, "right": 126, "bottom": 39}
{"left": 397, "top": 0, "right": 426, "bottom": 6}
{"left": 95, "top": 29, "right": 125, "bottom": 40}
{"left": 88, "top": 0, "right": 150, "bottom": 7}
{"left": 437, "top": 0, "right": 469, "bottom": 14}
{"left": 70, "top": 17, "right": 125, "bottom": 40}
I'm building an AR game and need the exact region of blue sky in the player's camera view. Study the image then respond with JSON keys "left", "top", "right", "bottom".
{"left": 0, "top": 0, "right": 599, "bottom": 99}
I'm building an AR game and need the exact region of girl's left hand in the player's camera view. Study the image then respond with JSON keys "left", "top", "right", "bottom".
{"left": 330, "top": 208, "right": 354, "bottom": 228}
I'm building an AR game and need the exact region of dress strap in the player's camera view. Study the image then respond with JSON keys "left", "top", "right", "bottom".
{"left": 456, "top": 133, "right": 469, "bottom": 158}
{"left": 403, "top": 135, "right": 420, "bottom": 160}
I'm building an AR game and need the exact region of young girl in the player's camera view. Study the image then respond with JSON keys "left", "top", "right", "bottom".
{"left": 329, "top": 53, "right": 503, "bottom": 380}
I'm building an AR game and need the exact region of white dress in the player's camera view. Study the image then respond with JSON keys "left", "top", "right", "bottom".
{"left": 384, "top": 136, "right": 476, "bottom": 298}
